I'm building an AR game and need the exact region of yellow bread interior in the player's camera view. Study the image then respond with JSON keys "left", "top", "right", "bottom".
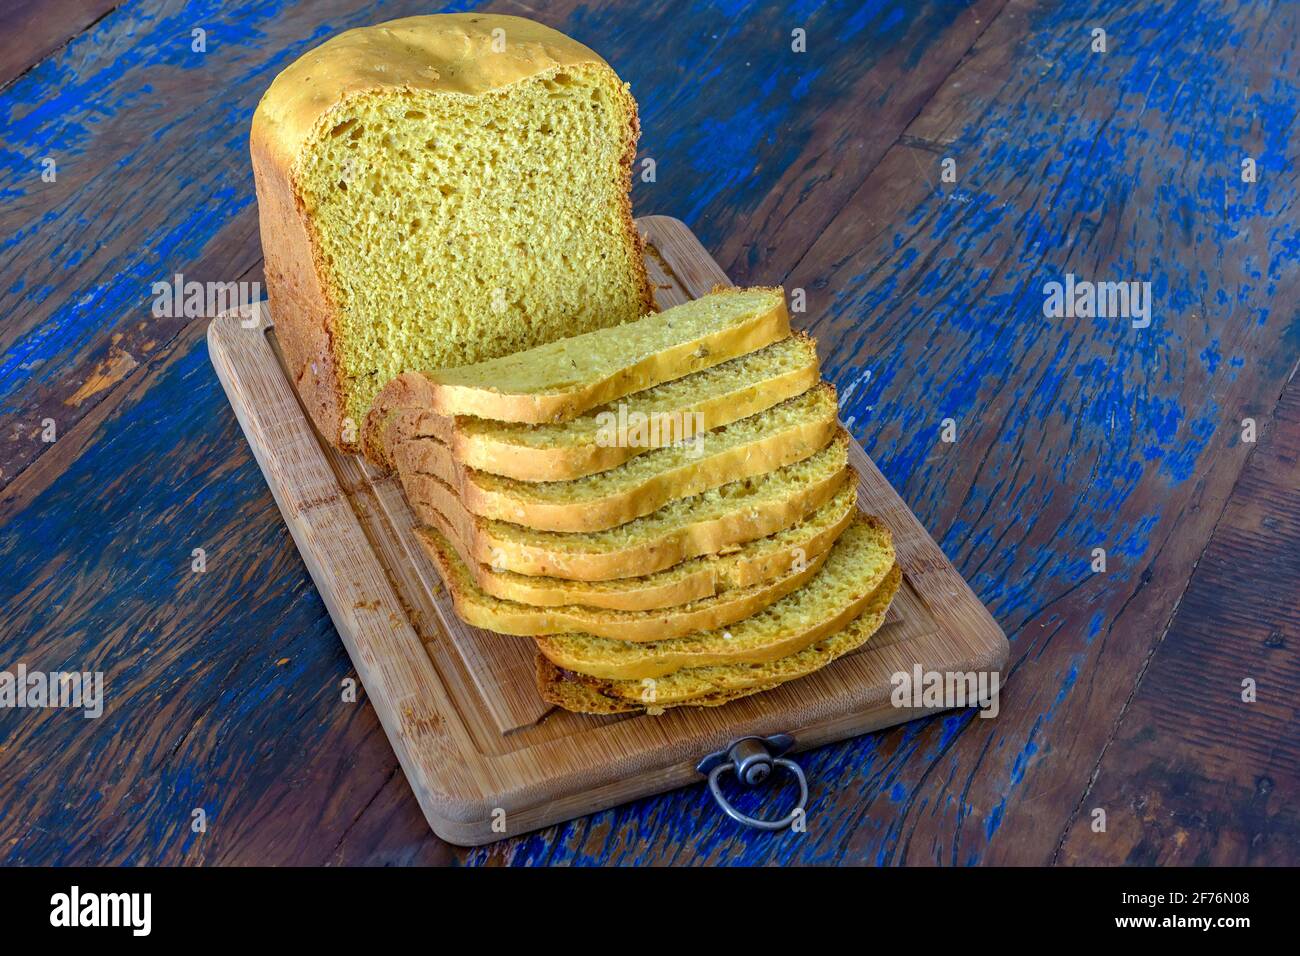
{"left": 537, "top": 563, "right": 902, "bottom": 712}
{"left": 372, "top": 333, "right": 820, "bottom": 480}
{"left": 256, "top": 14, "right": 651, "bottom": 430}
{"left": 413, "top": 481, "right": 857, "bottom": 611}
{"left": 404, "top": 432, "right": 851, "bottom": 579}
{"left": 422, "top": 523, "right": 830, "bottom": 641}
{"left": 535, "top": 515, "right": 896, "bottom": 678}
{"left": 424, "top": 286, "right": 789, "bottom": 421}
{"left": 395, "top": 383, "right": 838, "bottom": 531}
{"left": 453, "top": 334, "right": 821, "bottom": 479}
{"left": 444, "top": 385, "right": 837, "bottom": 506}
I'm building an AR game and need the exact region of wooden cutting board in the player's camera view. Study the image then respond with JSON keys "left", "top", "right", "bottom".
{"left": 208, "top": 215, "right": 1008, "bottom": 846}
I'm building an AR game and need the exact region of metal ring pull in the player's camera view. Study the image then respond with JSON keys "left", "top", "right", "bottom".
{"left": 696, "top": 734, "right": 808, "bottom": 831}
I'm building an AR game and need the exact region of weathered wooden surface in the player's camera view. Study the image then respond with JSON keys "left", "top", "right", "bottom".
{"left": 0, "top": 0, "right": 1296, "bottom": 865}
{"left": 0, "top": 0, "right": 122, "bottom": 89}
{"left": 1055, "top": 377, "right": 1300, "bottom": 866}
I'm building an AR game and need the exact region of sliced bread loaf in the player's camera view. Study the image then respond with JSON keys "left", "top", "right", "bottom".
{"left": 534, "top": 516, "right": 895, "bottom": 676}
{"left": 252, "top": 14, "right": 652, "bottom": 450}
{"left": 414, "top": 481, "right": 855, "bottom": 610}
{"left": 422, "top": 525, "right": 830, "bottom": 641}
{"left": 364, "top": 334, "right": 820, "bottom": 478}
{"left": 370, "top": 286, "right": 789, "bottom": 426}
{"left": 396, "top": 384, "right": 838, "bottom": 532}
{"left": 536, "top": 564, "right": 901, "bottom": 713}
{"left": 404, "top": 431, "right": 851, "bottom": 580}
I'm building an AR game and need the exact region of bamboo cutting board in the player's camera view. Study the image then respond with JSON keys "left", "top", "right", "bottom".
{"left": 208, "top": 216, "right": 1009, "bottom": 846}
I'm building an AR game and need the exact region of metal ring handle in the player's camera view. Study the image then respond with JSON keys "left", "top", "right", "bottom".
{"left": 706, "top": 757, "right": 808, "bottom": 831}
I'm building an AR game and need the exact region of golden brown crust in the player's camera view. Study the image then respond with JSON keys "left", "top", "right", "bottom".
{"left": 414, "top": 512, "right": 707, "bottom": 609}
{"left": 534, "top": 656, "right": 785, "bottom": 714}
{"left": 537, "top": 653, "right": 839, "bottom": 714}
{"left": 364, "top": 332, "right": 820, "bottom": 479}
{"left": 534, "top": 560, "right": 859, "bottom": 672}
{"left": 536, "top": 564, "right": 902, "bottom": 713}
{"left": 533, "top": 516, "right": 895, "bottom": 676}
{"left": 251, "top": 133, "right": 352, "bottom": 449}
{"left": 361, "top": 374, "right": 446, "bottom": 468}
{"left": 536, "top": 656, "right": 643, "bottom": 714}
{"left": 456, "top": 349, "right": 814, "bottom": 479}
{"left": 252, "top": 14, "right": 623, "bottom": 177}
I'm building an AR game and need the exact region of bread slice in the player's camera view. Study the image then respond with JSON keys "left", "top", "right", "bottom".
{"left": 422, "top": 525, "right": 830, "bottom": 641}
{"left": 414, "top": 481, "right": 856, "bottom": 611}
{"left": 371, "top": 286, "right": 789, "bottom": 426}
{"left": 251, "top": 14, "right": 652, "bottom": 450}
{"left": 364, "top": 334, "right": 820, "bottom": 479}
{"left": 404, "top": 432, "right": 851, "bottom": 580}
{"left": 396, "top": 384, "right": 838, "bottom": 532}
{"left": 535, "top": 516, "right": 895, "bottom": 676}
{"left": 536, "top": 564, "right": 902, "bottom": 713}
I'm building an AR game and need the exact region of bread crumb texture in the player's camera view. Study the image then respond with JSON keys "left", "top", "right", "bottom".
{"left": 536, "top": 515, "right": 896, "bottom": 677}
{"left": 254, "top": 14, "right": 651, "bottom": 435}
{"left": 427, "top": 287, "right": 784, "bottom": 398}
{"left": 472, "top": 433, "right": 849, "bottom": 554}
{"left": 458, "top": 334, "right": 819, "bottom": 452}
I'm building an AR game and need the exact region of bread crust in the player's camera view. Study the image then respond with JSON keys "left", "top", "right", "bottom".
{"left": 361, "top": 380, "right": 443, "bottom": 470}
{"left": 413, "top": 483, "right": 855, "bottom": 610}
{"left": 403, "top": 448, "right": 850, "bottom": 580}
{"left": 251, "top": 133, "right": 352, "bottom": 448}
{"left": 393, "top": 384, "right": 838, "bottom": 532}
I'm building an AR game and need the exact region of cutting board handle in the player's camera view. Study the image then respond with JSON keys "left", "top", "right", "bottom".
{"left": 697, "top": 734, "right": 808, "bottom": 831}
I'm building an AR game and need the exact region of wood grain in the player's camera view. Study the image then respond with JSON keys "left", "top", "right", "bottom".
{"left": 0, "top": 0, "right": 1015, "bottom": 867}
{"left": 1055, "top": 372, "right": 1300, "bottom": 865}
{"left": 466, "top": 0, "right": 1300, "bottom": 865}
{"left": 742, "top": 0, "right": 1300, "bottom": 867}
{"left": 0, "top": 0, "right": 121, "bottom": 90}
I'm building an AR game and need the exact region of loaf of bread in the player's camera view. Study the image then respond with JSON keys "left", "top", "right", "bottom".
{"left": 415, "top": 482, "right": 856, "bottom": 610}
{"left": 395, "top": 385, "right": 838, "bottom": 532}
{"left": 404, "top": 433, "right": 851, "bottom": 579}
{"left": 536, "top": 565, "right": 901, "bottom": 712}
{"left": 251, "top": 13, "right": 652, "bottom": 449}
{"left": 255, "top": 14, "right": 903, "bottom": 719}
{"left": 366, "top": 334, "right": 820, "bottom": 480}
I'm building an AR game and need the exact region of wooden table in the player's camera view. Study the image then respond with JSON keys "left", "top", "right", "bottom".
{"left": 0, "top": 0, "right": 1295, "bottom": 866}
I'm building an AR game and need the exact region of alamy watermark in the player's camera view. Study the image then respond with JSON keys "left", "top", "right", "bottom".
{"left": 151, "top": 273, "right": 261, "bottom": 319}
{"left": 890, "top": 666, "right": 1000, "bottom": 718}
{"left": 594, "top": 404, "right": 706, "bottom": 456}
{"left": 1042, "top": 273, "right": 1151, "bottom": 328}
{"left": 0, "top": 664, "right": 103, "bottom": 718}
{"left": 50, "top": 886, "right": 150, "bottom": 936}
